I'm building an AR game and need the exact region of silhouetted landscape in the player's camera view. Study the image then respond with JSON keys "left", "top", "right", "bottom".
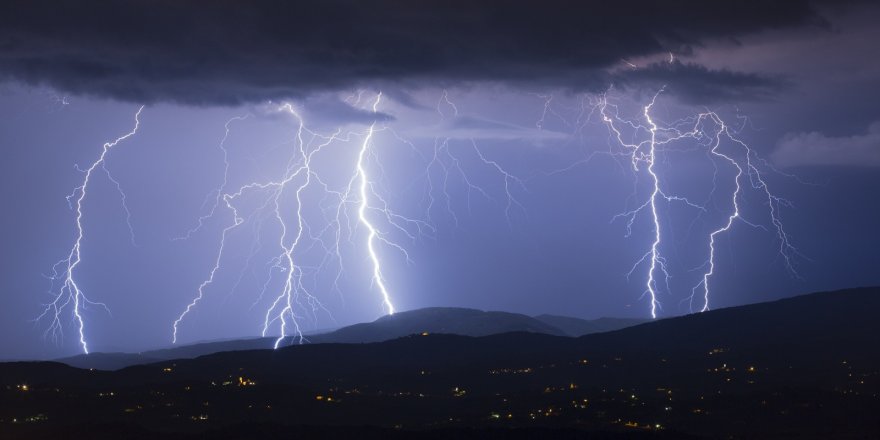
{"left": 2, "top": 287, "right": 878, "bottom": 439}
{"left": 4, "top": 1, "right": 880, "bottom": 438}
{"left": 54, "top": 307, "right": 646, "bottom": 371}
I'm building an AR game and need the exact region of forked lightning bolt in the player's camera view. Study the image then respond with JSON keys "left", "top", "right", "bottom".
{"left": 173, "top": 103, "right": 345, "bottom": 345}
{"left": 596, "top": 89, "right": 799, "bottom": 316}
{"left": 685, "top": 111, "right": 801, "bottom": 312}
{"left": 599, "top": 90, "right": 697, "bottom": 318}
{"left": 37, "top": 106, "right": 144, "bottom": 354}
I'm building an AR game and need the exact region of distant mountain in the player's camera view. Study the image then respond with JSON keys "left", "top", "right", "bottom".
{"left": 57, "top": 352, "right": 163, "bottom": 370}
{"left": 57, "top": 337, "right": 276, "bottom": 371}
{"left": 57, "top": 307, "right": 570, "bottom": 370}
{"left": 533, "top": 314, "right": 647, "bottom": 336}
{"left": 309, "top": 307, "right": 567, "bottom": 343}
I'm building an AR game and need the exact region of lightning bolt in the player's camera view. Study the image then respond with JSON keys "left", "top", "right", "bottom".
{"left": 687, "top": 112, "right": 801, "bottom": 312}
{"left": 173, "top": 103, "right": 342, "bottom": 345}
{"left": 171, "top": 115, "right": 255, "bottom": 344}
{"left": 600, "top": 90, "right": 697, "bottom": 318}
{"left": 37, "top": 106, "right": 144, "bottom": 354}
{"left": 353, "top": 93, "right": 396, "bottom": 316}
{"left": 423, "top": 90, "right": 526, "bottom": 228}
{"left": 259, "top": 102, "right": 344, "bottom": 349}
{"left": 595, "top": 89, "right": 799, "bottom": 317}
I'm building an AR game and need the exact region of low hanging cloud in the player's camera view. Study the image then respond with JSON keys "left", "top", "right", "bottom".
{"left": 0, "top": 0, "right": 839, "bottom": 106}
{"left": 614, "top": 61, "right": 789, "bottom": 104}
{"left": 773, "top": 122, "right": 880, "bottom": 167}
{"left": 423, "top": 115, "right": 569, "bottom": 141}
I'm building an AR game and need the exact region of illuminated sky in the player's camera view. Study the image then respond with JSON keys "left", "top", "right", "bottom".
{"left": 1, "top": 1, "right": 878, "bottom": 359}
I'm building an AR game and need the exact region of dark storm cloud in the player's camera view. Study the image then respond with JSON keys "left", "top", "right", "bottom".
{"left": 245, "top": 94, "right": 393, "bottom": 127}
{"left": 615, "top": 62, "right": 789, "bottom": 104}
{"left": 773, "top": 122, "right": 880, "bottom": 167}
{"left": 0, "top": 0, "right": 836, "bottom": 105}
{"left": 298, "top": 95, "right": 395, "bottom": 125}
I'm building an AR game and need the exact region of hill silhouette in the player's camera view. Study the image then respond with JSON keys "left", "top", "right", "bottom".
{"left": 534, "top": 315, "right": 648, "bottom": 336}
{"left": 310, "top": 307, "right": 567, "bottom": 342}
{"left": 8, "top": 287, "right": 876, "bottom": 439}
{"left": 60, "top": 307, "right": 628, "bottom": 370}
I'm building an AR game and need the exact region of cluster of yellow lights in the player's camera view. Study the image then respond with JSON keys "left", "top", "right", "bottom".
{"left": 237, "top": 377, "right": 257, "bottom": 386}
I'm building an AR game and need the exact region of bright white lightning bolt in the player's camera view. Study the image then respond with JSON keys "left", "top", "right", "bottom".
{"left": 354, "top": 93, "right": 396, "bottom": 316}
{"left": 642, "top": 93, "right": 665, "bottom": 319}
{"left": 600, "top": 90, "right": 692, "bottom": 318}
{"left": 37, "top": 106, "right": 144, "bottom": 354}
{"left": 260, "top": 103, "right": 344, "bottom": 349}
{"left": 694, "top": 115, "right": 743, "bottom": 313}
{"left": 687, "top": 112, "right": 801, "bottom": 312}
{"left": 32, "top": 88, "right": 803, "bottom": 351}
{"left": 594, "top": 89, "right": 800, "bottom": 317}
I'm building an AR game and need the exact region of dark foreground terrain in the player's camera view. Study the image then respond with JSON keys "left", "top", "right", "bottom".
{"left": 1, "top": 287, "right": 878, "bottom": 439}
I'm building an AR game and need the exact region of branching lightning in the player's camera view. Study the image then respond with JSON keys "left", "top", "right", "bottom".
{"left": 37, "top": 106, "right": 144, "bottom": 354}
{"left": 170, "top": 90, "right": 526, "bottom": 347}
{"left": 593, "top": 89, "right": 800, "bottom": 316}
{"left": 686, "top": 112, "right": 801, "bottom": 312}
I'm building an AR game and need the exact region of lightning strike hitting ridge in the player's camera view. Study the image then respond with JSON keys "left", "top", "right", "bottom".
{"left": 685, "top": 111, "right": 801, "bottom": 312}
{"left": 353, "top": 93, "right": 396, "bottom": 316}
{"left": 172, "top": 102, "right": 345, "bottom": 345}
{"left": 37, "top": 106, "right": 145, "bottom": 354}
{"left": 594, "top": 89, "right": 800, "bottom": 317}
{"left": 599, "top": 90, "right": 687, "bottom": 318}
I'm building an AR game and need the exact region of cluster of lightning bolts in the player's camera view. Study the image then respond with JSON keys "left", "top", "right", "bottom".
{"left": 170, "top": 93, "right": 400, "bottom": 348}
{"left": 42, "top": 87, "right": 798, "bottom": 354}
{"left": 585, "top": 89, "right": 800, "bottom": 318}
{"left": 42, "top": 90, "right": 522, "bottom": 354}
{"left": 170, "top": 91, "right": 523, "bottom": 349}
{"left": 37, "top": 106, "right": 144, "bottom": 354}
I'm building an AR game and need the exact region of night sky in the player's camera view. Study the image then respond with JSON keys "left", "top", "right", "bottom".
{"left": 1, "top": 1, "right": 878, "bottom": 359}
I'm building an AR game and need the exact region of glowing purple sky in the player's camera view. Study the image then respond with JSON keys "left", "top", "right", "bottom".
{"left": 0, "top": 2, "right": 878, "bottom": 359}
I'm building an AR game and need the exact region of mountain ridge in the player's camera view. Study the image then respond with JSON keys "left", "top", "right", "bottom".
{"left": 57, "top": 306, "right": 631, "bottom": 370}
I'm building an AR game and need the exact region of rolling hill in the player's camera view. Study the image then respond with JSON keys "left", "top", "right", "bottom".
{"left": 533, "top": 314, "right": 648, "bottom": 336}
{"left": 3, "top": 287, "right": 878, "bottom": 439}
{"left": 59, "top": 307, "right": 639, "bottom": 370}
